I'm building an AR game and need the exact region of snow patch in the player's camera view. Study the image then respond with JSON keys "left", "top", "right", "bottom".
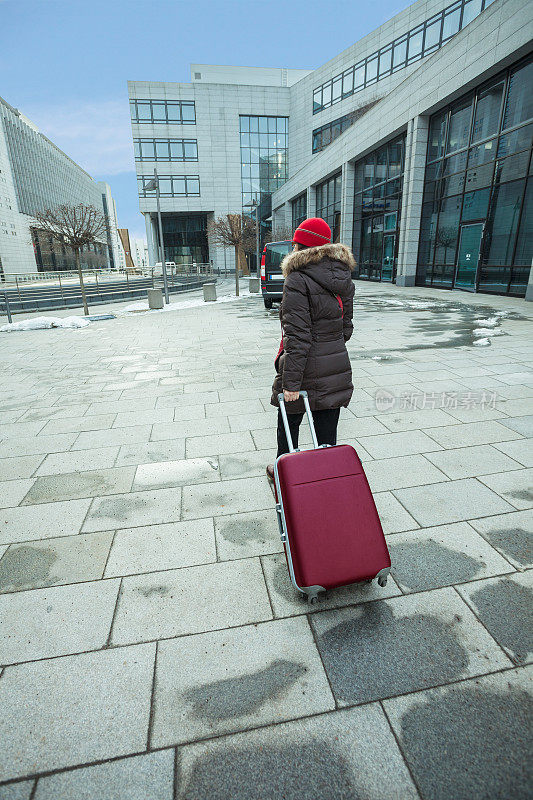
{"left": 122, "top": 290, "right": 253, "bottom": 315}
{"left": 474, "top": 316, "right": 499, "bottom": 327}
{"left": 473, "top": 337, "right": 491, "bottom": 347}
{"left": 473, "top": 327, "right": 505, "bottom": 337}
{"left": 1, "top": 316, "right": 90, "bottom": 332}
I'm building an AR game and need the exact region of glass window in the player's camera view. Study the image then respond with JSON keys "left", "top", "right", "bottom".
{"left": 494, "top": 151, "right": 530, "bottom": 183}
{"left": 484, "top": 179, "right": 525, "bottom": 264}
{"left": 503, "top": 60, "right": 533, "bottom": 130}
{"left": 440, "top": 173, "right": 465, "bottom": 196}
{"left": 137, "top": 102, "right": 151, "bottom": 121}
{"left": 159, "top": 178, "right": 172, "bottom": 194}
{"left": 170, "top": 141, "right": 183, "bottom": 159}
{"left": 366, "top": 57, "right": 378, "bottom": 83}
{"left": 240, "top": 117, "right": 250, "bottom": 133}
{"left": 379, "top": 48, "right": 392, "bottom": 76}
{"left": 172, "top": 177, "right": 186, "bottom": 195}
{"left": 343, "top": 69, "right": 354, "bottom": 96}
{"left": 267, "top": 117, "right": 276, "bottom": 133}
{"left": 469, "top": 139, "right": 497, "bottom": 166}
{"left": 514, "top": 178, "right": 533, "bottom": 264}
{"left": 435, "top": 195, "right": 461, "bottom": 263}
{"left": 134, "top": 140, "right": 141, "bottom": 159}
{"left": 393, "top": 38, "right": 407, "bottom": 69}
{"left": 443, "top": 150, "right": 468, "bottom": 175}
{"left": 388, "top": 139, "right": 404, "bottom": 177}
{"left": 407, "top": 28, "right": 424, "bottom": 61}
{"left": 354, "top": 63, "right": 365, "bottom": 88}
{"left": 166, "top": 103, "right": 180, "bottom": 122}
{"left": 424, "top": 16, "right": 442, "bottom": 51}
{"left": 385, "top": 212, "right": 397, "bottom": 230}
{"left": 428, "top": 110, "right": 448, "bottom": 161}
{"left": 141, "top": 140, "right": 155, "bottom": 159}
{"left": 259, "top": 117, "right": 268, "bottom": 133}
{"left": 313, "top": 89, "right": 322, "bottom": 113}
{"left": 249, "top": 117, "right": 259, "bottom": 133}
{"left": 472, "top": 79, "right": 504, "bottom": 142}
{"left": 323, "top": 83, "right": 332, "bottom": 107}
{"left": 332, "top": 78, "right": 342, "bottom": 101}
{"left": 442, "top": 5, "right": 461, "bottom": 39}
{"left": 376, "top": 147, "right": 387, "bottom": 183}
{"left": 155, "top": 141, "right": 169, "bottom": 159}
{"left": 363, "top": 157, "right": 375, "bottom": 189}
{"left": 462, "top": 187, "right": 491, "bottom": 220}
{"left": 187, "top": 177, "right": 200, "bottom": 195}
{"left": 465, "top": 161, "right": 495, "bottom": 190}
{"left": 447, "top": 97, "right": 473, "bottom": 153}
{"left": 181, "top": 103, "right": 196, "bottom": 123}
{"left": 152, "top": 102, "right": 166, "bottom": 121}
{"left": 497, "top": 123, "right": 533, "bottom": 157}
{"left": 461, "top": 0, "right": 482, "bottom": 26}
{"left": 183, "top": 140, "right": 197, "bottom": 159}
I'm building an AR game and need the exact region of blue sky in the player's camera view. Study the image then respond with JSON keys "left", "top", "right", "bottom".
{"left": 1, "top": 0, "right": 411, "bottom": 240}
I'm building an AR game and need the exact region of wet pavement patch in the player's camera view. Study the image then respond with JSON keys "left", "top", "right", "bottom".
{"left": 0, "top": 545, "right": 58, "bottom": 592}
{"left": 467, "top": 578, "right": 533, "bottom": 665}
{"left": 177, "top": 741, "right": 360, "bottom": 800}
{"left": 395, "top": 683, "right": 533, "bottom": 800}
{"left": 311, "top": 602, "right": 469, "bottom": 704}
{"left": 389, "top": 538, "right": 482, "bottom": 592}
{"left": 217, "top": 515, "right": 272, "bottom": 546}
{"left": 480, "top": 526, "right": 532, "bottom": 566}
{"left": 183, "top": 659, "right": 306, "bottom": 722}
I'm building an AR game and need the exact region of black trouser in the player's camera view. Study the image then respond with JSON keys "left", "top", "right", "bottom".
{"left": 277, "top": 407, "right": 340, "bottom": 457}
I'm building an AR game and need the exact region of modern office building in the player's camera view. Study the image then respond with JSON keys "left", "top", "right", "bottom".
{"left": 0, "top": 96, "right": 120, "bottom": 278}
{"left": 131, "top": 237, "right": 149, "bottom": 269}
{"left": 129, "top": 0, "right": 532, "bottom": 298}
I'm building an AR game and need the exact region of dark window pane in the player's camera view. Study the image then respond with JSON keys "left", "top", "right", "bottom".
{"left": 497, "top": 123, "right": 533, "bottom": 157}
{"left": 478, "top": 265, "right": 510, "bottom": 292}
{"left": 443, "top": 150, "right": 468, "bottom": 175}
{"left": 462, "top": 187, "right": 491, "bottom": 220}
{"left": 388, "top": 139, "right": 404, "bottom": 177}
{"left": 503, "top": 60, "right": 533, "bottom": 130}
{"left": 514, "top": 178, "right": 533, "bottom": 264}
{"left": 435, "top": 195, "right": 462, "bottom": 263}
{"left": 428, "top": 110, "right": 447, "bottom": 161}
{"left": 494, "top": 150, "right": 530, "bottom": 183}
{"left": 484, "top": 179, "right": 525, "bottom": 264}
{"left": 465, "top": 161, "right": 495, "bottom": 190}
{"left": 440, "top": 173, "right": 465, "bottom": 196}
{"left": 469, "top": 139, "right": 497, "bottom": 166}
{"left": 472, "top": 80, "right": 504, "bottom": 142}
{"left": 376, "top": 147, "right": 387, "bottom": 182}
{"left": 447, "top": 97, "right": 473, "bottom": 153}
{"left": 419, "top": 201, "right": 439, "bottom": 264}
{"left": 462, "top": 0, "right": 482, "bottom": 26}
{"left": 363, "top": 157, "right": 375, "bottom": 188}
{"left": 424, "top": 16, "right": 442, "bottom": 50}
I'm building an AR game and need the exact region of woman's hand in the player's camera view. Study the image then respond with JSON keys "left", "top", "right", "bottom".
{"left": 283, "top": 390, "right": 300, "bottom": 403}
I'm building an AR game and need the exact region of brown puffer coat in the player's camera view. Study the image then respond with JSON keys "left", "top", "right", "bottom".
{"left": 271, "top": 243, "right": 355, "bottom": 414}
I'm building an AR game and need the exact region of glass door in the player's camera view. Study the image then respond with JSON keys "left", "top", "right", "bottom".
{"left": 382, "top": 234, "right": 395, "bottom": 281}
{"left": 455, "top": 223, "right": 483, "bottom": 291}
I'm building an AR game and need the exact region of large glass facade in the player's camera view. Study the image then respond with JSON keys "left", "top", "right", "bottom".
{"left": 32, "top": 228, "right": 108, "bottom": 272}
{"left": 239, "top": 116, "right": 288, "bottom": 212}
{"left": 292, "top": 193, "right": 307, "bottom": 228}
{"left": 316, "top": 173, "right": 342, "bottom": 241}
{"left": 312, "top": 0, "right": 496, "bottom": 114}
{"left": 417, "top": 56, "right": 533, "bottom": 296}
{"left": 158, "top": 214, "right": 208, "bottom": 265}
{"left": 352, "top": 136, "right": 405, "bottom": 281}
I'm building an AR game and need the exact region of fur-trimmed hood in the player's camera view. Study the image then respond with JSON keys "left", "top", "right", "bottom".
{"left": 281, "top": 243, "right": 356, "bottom": 277}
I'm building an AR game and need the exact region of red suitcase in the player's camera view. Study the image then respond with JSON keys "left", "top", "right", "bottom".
{"left": 274, "top": 391, "right": 391, "bottom": 604}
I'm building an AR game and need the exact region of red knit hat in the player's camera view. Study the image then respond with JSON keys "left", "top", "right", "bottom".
{"left": 293, "top": 217, "right": 331, "bottom": 248}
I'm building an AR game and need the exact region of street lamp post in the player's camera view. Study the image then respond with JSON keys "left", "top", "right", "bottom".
{"left": 144, "top": 170, "right": 169, "bottom": 304}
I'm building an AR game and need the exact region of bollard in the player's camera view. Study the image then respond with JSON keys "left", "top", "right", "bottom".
{"left": 203, "top": 282, "right": 217, "bottom": 302}
{"left": 3, "top": 292, "right": 12, "bottom": 323}
{"left": 249, "top": 277, "right": 259, "bottom": 293}
{"left": 147, "top": 288, "right": 164, "bottom": 309}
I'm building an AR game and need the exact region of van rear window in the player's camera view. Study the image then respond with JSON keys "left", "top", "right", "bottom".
{"left": 265, "top": 242, "right": 291, "bottom": 269}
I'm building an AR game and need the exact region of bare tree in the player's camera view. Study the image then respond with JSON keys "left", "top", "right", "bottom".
{"left": 208, "top": 213, "right": 256, "bottom": 296}
{"left": 266, "top": 225, "right": 293, "bottom": 243}
{"left": 34, "top": 204, "right": 107, "bottom": 315}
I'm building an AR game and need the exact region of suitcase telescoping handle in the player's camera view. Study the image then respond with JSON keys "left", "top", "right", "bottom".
{"left": 278, "top": 390, "right": 319, "bottom": 453}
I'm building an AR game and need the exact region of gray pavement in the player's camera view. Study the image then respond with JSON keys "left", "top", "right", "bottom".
{"left": 0, "top": 279, "right": 532, "bottom": 799}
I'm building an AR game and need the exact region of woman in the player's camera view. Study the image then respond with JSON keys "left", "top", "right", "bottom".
{"left": 267, "top": 217, "right": 355, "bottom": 481}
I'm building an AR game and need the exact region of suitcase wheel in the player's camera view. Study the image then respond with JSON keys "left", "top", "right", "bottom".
{"left": 378, "top": 575, "right": 388, "bottom": 587}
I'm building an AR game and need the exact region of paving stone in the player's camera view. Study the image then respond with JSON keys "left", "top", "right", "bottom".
{"left": 364, "top": 454, "right": 448, "bottom": 492}
{"left": 469, "top": 510, "right": 533, "bottom": 568}
{"left": 335, "top": 416, "right": 391, "bottom": 438}
{"left": 155, "top": 391, "right": 219, "bottom": 408}
{"left": 383, "top": 667, "right": 533, "bottom": 800}
{"left": 186, "top": 431, "right": 255, "bottom": 458}
{"left": 0, "top": 479, "right": 35, "bottom": 508}
{"left": 152, "top": 617, "right": 334, "bottom": 746}
{"left": 175, "top": 701, "right": 420, "bottom": 800}
{"left": 132, "top": 457, "right": 220, "bottom": 491}
{"left": 373, "top": 491, "right": 419, "bottom": 533}
{"left": 499, "top": 414, "right": 533, "bottom": 437}
{"left": 458, "top": 571, "right": 533, "bottom": 665}
{"left": 21, "top": 467, "right": 135, "bottom": 505}
{"left": 388, "top": 522, "right": 514, "bottom": 592}
{"left": 377, "top": 407, "right": 457, "bottom": 431}
{"left": 261, "top": 552, "right": 401, "bottom": 617}
{"left": 424, "top": 420, "right": 522, "bottom": 448}
{"left": 0, "top": 578, "right": 119, "bottom": 665}
{"left": 492, "top": 438, "right": 533, "bottom": 467}
{"left": 425, "top": 444, "right": 524, "bottom": 479}
{"left": 83, "top": 488, "right": 181, "bottom": 532}
{"left": 215, "top": 510, "right": 282, "bottom": 560}
{"left": 0, "top": 434, "right": 78, "bottom": 458}
{"left": 356, "top": 430, "right": 443, "bottom": 459}
{"left": 0, "top": 499, "right": 91, "bottom": 545}
{"left": 0, "top": 531, "right": 113, "bottom": 593}
{"left": 393, "top": 478, "right": 515, "bottom": 527}
{"left": 205, "top": 400, "right": 265, "bottom": 418}
{"left": 105, "top": 519, "right": 216, "bottom": 577}
{"left": 0, "top": 455, "right": 43, "bottom": 481}
{"left": 0, "top": 421, "right": 46, "bottom": 439}
{"left": 33, "top": 750, "right": 175, "bottom": 800}
{"left": 114, "top": 439, "right": 186, "bottom": 466}
{"left": 40, "top": 414, "right": 116, "bottom": 435}
{"left": 151, "top": 418, "right": 230, "bottom": 442}
{"left": 34, "top": 447, "right": 120, "bottom": 476}
{"left": 0, "top": 643, "right": 155, "bottom": 781}
{"left": 182, "top": 476, "right": 273, "bottom": 519}
{"left": 477, "top": 468, "right": 533, "bottom": 510}
{"left": 0, "top": 781, "right": 34, "bottom": 800}
{"left": 218, "top": 449, "right": 276, "bottom": 479}
{"left": 310, "top": 587, "right": 512, "bottom": 706}
{"left": 111, "top": 559, "right": 272, "bottom": 645}
{"left": 228, "top": 411, "right": 277, "bottom": 433}
{"left": 72, "top": 425, "right": 152, "bottom": 450}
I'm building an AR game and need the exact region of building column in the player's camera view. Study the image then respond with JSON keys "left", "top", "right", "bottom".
{"left": 340, "top": 161, "right": 354, "bottom": 248}
{"left": 396, "top": 115, "right": 429, "bottom": 287}
{"left": 525, "top": 258, "right": 533, "bottom": 302}
{"left": 144, "top": 213, "right": 157, "bottom": 266}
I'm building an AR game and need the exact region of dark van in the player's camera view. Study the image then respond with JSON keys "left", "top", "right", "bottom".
{"left": 260, "top": 240, "right": 292, "bottom": 309}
